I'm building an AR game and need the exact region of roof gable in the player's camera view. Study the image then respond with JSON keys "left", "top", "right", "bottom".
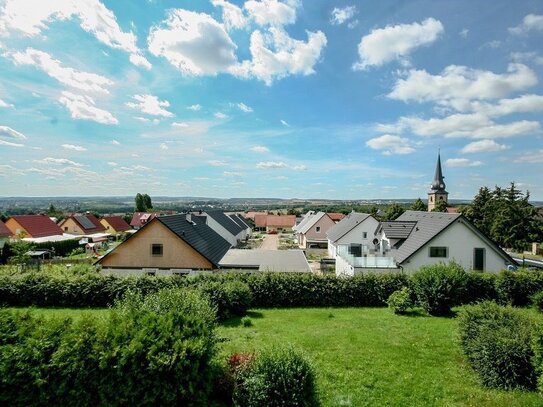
{"left": 0, "top": 220, "right": 11, "bottom": 237}
{"left": 10, "top": 215, "right": 63, "bottom": 238}
{"left": 102, "top": 216, "right": 131, "bottom": 232}
{"left": 206, "top": 211, "right": 243, "bottom": 236}
{"left": 326, "top": 212, "right": 372, "bottom": 243}
{"left": 297, "top": 212, "right": 330, "bottom": 234}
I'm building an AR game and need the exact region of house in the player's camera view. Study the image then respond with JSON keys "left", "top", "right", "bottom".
{"left": 5, "top": 214, "right": 63, "bottom": 238}
{"left": 59, "top": 214, "right": 106, "bottom": 235}
{"left": 97, "top": 213, "right": 231, "bottom": 275}
{"left": 100, "top": 216, "right": 131, "bottom": 234}
{"left": 219, "top": 249, "right": 311, "bottom": 273}
{"left": 254, "top": 214, "right": 296, "bottom": 232}
{"left": 295, "top": 212, "right": 336, "bottom": 249}
{"left": 0, "top": 220, "right": 10, "bottom": 253}
{"left": 328, "top": 213, "right": 346, "bottom": 223}
{"left": 229, "top": 214, "right": 252, "bottom": 240}
{"left": 130, "top": 212, "right": 158, "bottom": 229}
{"left": 335, "top": 211, "right": 515, "bottom": 276}
{"left": 201, "top": 211, "right": 245, "bottom": 246}
{"left": 326, "top": 212, "right": 379, "bottom": 258}
{"left": 244, "top": 211, "right": 267, "bottom": 220}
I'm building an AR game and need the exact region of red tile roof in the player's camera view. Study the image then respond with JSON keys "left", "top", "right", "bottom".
{"left": 328, "top": 213, "right": 346, "bottom": 222}
{"left": 63, "top": 214, "right": 106, "bottom": 233}
{"left": 102, "top": 216, "right": 131, "bottom": 232}
{"left": 0, "top": 220, "right": 11, "bottom": 237}
{"left": 10, "top": 215, "right": 63, "bottom": 238}
{"left": 244, "top": 211, "right": 267, "bottom": 220}
{"left": 130, "top": 212, "right": 158, "bottom": 227}
{"left": 255, "top": 214, "right": 296, "bottom": 228}
{"left": 254, "top": 214, "right": 267, "bottom": 228}
{"left": 445, "top": 207, "right": 459, "bottom": 214}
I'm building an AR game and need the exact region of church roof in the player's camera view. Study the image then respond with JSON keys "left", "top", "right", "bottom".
{"left": 430, "top": 152, "right": 447, "bottom": 193}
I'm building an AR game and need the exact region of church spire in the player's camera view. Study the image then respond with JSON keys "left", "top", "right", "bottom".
{"left": 430, "top": 151, "right": 446, "bottom": 192}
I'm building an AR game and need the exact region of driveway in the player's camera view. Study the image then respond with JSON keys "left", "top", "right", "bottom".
{"left": 260, "top": 234, "right": 279, "bottom": 250}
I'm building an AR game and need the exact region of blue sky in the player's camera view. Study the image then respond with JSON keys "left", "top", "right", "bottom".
{"left": 0, "top": 0, "right": 542, "bottom": 200}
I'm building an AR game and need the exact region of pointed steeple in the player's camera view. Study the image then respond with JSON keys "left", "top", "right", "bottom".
{"left": 430, "top": 151, "right": 446, "bottom": 192}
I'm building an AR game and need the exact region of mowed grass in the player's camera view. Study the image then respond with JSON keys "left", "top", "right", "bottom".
{"left": 218, "top": 308, "right": 543, "bottom": 407}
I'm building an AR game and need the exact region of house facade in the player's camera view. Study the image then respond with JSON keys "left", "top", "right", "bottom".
{"left": 296, "top": 212, "right": 336, "bottom": 249}
{"left": 326, "top": 212, "right": 379, "bottom": 258}
{"left": 100, "top": 216, "right": 131, "bottom": 234}
{"left": 59, "top": 214, "right": 106, "bottom": 235}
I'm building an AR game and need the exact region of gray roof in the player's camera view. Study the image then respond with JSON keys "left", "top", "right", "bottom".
{"left": 297, "top": 211, "right": 327, "bottom": 234}
{"left": 74, "top": 215, "right": 95, "bottom": 230}
{"left": 293, "top": 211, "right": 314, "bottom": 231}
{"left": 378, "top": 221, "right": 417, "bottom": 239}
{"left": 393, "top": 211, "right": 462, "bottom": 263}
{"left": 230, "top": 214, "right": 250, "bottom": 230}
{"left": 219, "top": 249, "right": 311, "bottom": 272}
{"left": 327, "top": 212, "right": 372, "bottom": 243}
{"left": 158, "top": 215, "right": 231, "bottom": 266}
{"left": 206, "top": 211, "right": 244, "bottom": 236}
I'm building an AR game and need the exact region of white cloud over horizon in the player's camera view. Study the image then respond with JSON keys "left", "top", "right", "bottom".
{"left": 126, "top": 94, "right": 173, "bottom": 117}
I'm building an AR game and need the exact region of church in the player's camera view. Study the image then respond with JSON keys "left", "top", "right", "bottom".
{"left": 427, "top": 152, "right": 448, "bottom": 211}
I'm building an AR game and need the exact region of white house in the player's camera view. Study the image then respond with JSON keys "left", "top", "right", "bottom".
{"left": 336, "top": 211, "right": 515, "bottom": 276}
{"left": 326, "top": 212, "right": 379, "bottom": 258}
{"left": 200, "top": 211, "right": 244, "bottom": 247}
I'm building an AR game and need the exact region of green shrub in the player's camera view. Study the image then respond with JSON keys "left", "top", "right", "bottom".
{"left": 457, "top": 301, "right": 536, "bottom": 390}
{"left": 411, "top": 263, "right": 468, "bottom": 315}
{"left": 233, "top": 346, "right": 318, "bottom": 407}
{"left": 387, "top": 287, "right": 413, "bottom": 314}
{"left": 495, "top": 270, "right": 543, "bottom": 306}
{"left": 531, "top": 290, "right": 543, "bottom": 312}
{"left": 241, "top": 316, "right": 253, "bottom": 327}
{"left": 197, "top": 280, "right": 252, "bottom": 321}
{"left": 464, "top": 272, "right": 497, "bottom": 304}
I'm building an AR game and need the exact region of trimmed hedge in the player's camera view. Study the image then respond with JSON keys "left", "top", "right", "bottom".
{"left": 0, "top": 288, "right": 218, "bottom": 406}
{"left": 457, "top": 301, "right": 537, "bottom": 390}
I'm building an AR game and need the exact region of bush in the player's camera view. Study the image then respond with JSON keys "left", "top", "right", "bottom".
{"left": 410, "top": 263, "right": 468, "bottom": 316}
{"left": 464, "top": 272, "right": 497, "bottom": 304}
{"left": 387, "top": 287, "right": 413, "bottom": 314}
{"left": 0, "top": 288, "right": 219, "bottom": 406}
{"left": 531, "top": 290, "right": 543, "bottom": 312}
{"left": 495, "top": 270, "right": 543, "bottom": 306}
{"left": 241, "top": 316, "right": 253, "bottom": 327}
{"left": 233, "top": 346, "right": 318, "bottom": 407}
{"left": 457, "top": 301, "right": 536, "bottom": 390}
{"left": 197, "top": 280, "right": 252, "bottom": 321}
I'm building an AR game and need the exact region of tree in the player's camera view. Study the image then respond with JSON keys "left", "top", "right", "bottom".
{"left": 411, "top": 198, "right": 427, "bottom": 212}
{"left": 382, "top": 203, "right": 405, "bottom": 221}
{"left": 9, "top": 240, "right": 35, "bottom": 264}
{"left": 135, "top": 193, "right": 152, "bottom": 212}
{"left": 143, "top": 194, "right": 153, "bottom": 210}
{"left": 432, "top": 199, "right": 448, "bottom": 212}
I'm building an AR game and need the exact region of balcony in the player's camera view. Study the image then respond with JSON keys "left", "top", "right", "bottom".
{"left": 337, "top": 244, "right": 397, "bottom": 268}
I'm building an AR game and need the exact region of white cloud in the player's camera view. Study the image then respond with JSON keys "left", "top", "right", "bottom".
{"left": 208, "top": 160, "right": 227, "bottom": 166}
{"left": 8, "top": 48, "right": 113, "bottom": 93}
{"left": 237, "top": 102, "right": 253, "bottom": 112}
{"left": 135, "top": 116, "right": 160, "bottom": 124}
{"left": 170, "top": 121, "right": 211, "bottom": 136}
{"left": 251, "top": 145, "right": 269, "bottom": 153}
{"left": 126, "top": 94, "right": 173, "bottom": 117}
{"left": 0, "top": 139, "right": 24, "bottom": 147}
{"left": 0, "top": 164, "right": 24, "bottom": 176}
{"left": 232, "top": 27, "right": 327, "bottom": 85}
{"left": 353, "top": 18, "right": 443, "bottom": 70}
{"left": 0, "top": 98, "right": 13, "bottom": 108}
{"left": 388, "top": 63, "right": 538, "bottom": 105}
{"left": 148, "top": 9, "right": 238, "bottom": 76}
{"left": 244, "top": 0, "right": 298, "bottom": 27}
{"left": 510, "top": 52, "right": 543, "bottom": 65}
{"left": 160, "top": 143, "right": 168, "bottom": 150}
{"left": 34, "top": 157, "right": 83, "bottom": 166}
{"left": 461, "top": 140, "right": 509, "bottom": 154}
{"left": 459, "top": 28, "right": 469, "bottom": 38}
{"left": 0, "top": 0, "right": 150, "bottom": 68}
{"left": 111, "top": 139, "right": 120, "bottom": 145}
{"left": 107, "top": 161, "right": 117, "bottom": 166}
{"left": 59, "top": 91, "right": 118, "bottom": 124}
{"left": 0, "top": 125, "right": 26, "bottom": 140}
{"left": 517, "top": 149, "right": 543, "bottom": 163}
{"left": 212, "top": 0, "right": 246, "bottom": 30}
{"left": 292, "top": 164, "right": 307, "bottom": 171}
{"left": 280, "top": 119, "right": 289, "bottom": 126}
{"left": 445, "top": 158, "right": 483, "bottom": 167}
{"left": 61, "top": 144, "right": 87, "bottom": 151}
{"left": 172, "top": 121, "right": 189, "bottom": 128}
{"left": 187, "top": 104, "right": 202, "bottom": 111}
{"left": 366, "top": 134, "right": 415, "bottom": 155}
{"left": 256, "top": 161, "right": 288, "bottom": 169}
{"left": 461, "top": 94, "right": 543, "bottom": 117}
{"left": 330, "top": 6, "right": 357, "bottom": 25}
{"left": 509, "top": 14, "right": 543, "bottom": 35}
{"left": 214, "top": 112, "right": 228, "bottom": 119}
{"left": 223, "top": 171, "right": 243, "bottom": 177}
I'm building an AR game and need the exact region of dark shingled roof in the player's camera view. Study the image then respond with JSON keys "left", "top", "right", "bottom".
{"left": 157, "top": 214, "right": 231, "bottom": 267}
{"left": 231, "top": 214, "right": 250, "bottom": 229}
{"left": 378, "top": 221, "right": 417, "bottom": 239}
{"left": 206, "top": 211, "right": 244, "bottom": 236}
{"left": 327, "top": 212, "right": 372, "bottom": 243}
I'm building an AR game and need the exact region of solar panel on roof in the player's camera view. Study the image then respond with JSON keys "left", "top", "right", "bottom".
{"left": 75, "top": 215, "right": 96, "bottom": 230}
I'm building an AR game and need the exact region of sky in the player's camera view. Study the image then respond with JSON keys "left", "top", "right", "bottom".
{"left": 0, "top": 0, "right": 542, "bottom": 200}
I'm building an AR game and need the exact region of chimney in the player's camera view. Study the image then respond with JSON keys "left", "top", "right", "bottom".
{"left": 186, "top": 213, "right": 192, "bottom": 223}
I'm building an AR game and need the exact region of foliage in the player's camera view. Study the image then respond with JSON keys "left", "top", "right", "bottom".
{"left": 233, "top": 346, "right": 318, "bottom": 407}
{"left": 387, "top": 287, "right": 413, "bottom": 314}
{"left": 531, "top": 290, "right": 543, "bottom": 312}
{"left": 495, "top": 270, "right": 543, "bottom": 306}
{"left": 410, "top": 263, "right": 468, "bottom": 315}
{"left": 411, "top": 198, "right": 427, "bottom": 212}
{"left": 382, "top": 203, "right": 405, "bottom": 221}
{"left": 197, "top": 280, "right": 252, "bottom": 321}
{"left": 135, "top": 192, "right": 153, "bottom": 212}
{"left": 431, "top": 199, "right": 448, "bottom": 212}
{"left": 68, "top": 247, "right": 85, "bottom": 257}
{"left": 461, "top": 183, "right": 543, "bottom": 251}
{"left": 457, "top": 301, "right": 536, "bottom": 390}
{"left": 241, "top": 316, "right": 253, "bottom": 327}
{"left": 0, "top": 288, "right": 218, "bottom": 406}
{"left": 8, "top": 240, "right": 35, "bottom": 264}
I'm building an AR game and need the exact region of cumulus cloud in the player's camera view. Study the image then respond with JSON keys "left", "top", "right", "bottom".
{"left": 445, "top": 158, "right": 482, "bottom": 167}
{"left": 461, "top": 140, "right": 509, "bottom": 154}
{"left": 459, "top": 28, "right": 469, "bottom": 38}
{"left": 244, "top": 0, "right": 298, "bottom": 27}
{"left": 8, "top": 48, "right": 113, "bottom": 93}
{"left": 251, "top": 145, "right": 269, "bottom": 153}
{"left": 212, "top": 0, "right": 246, "bottom": 30}
{"left": 256, "top": 161, "right": 288, "bottom": 169}
{"left": 62, "top": 144, "right": 87, "bottom": 151}
{"left": 388, "top": 63, "right": 537, "bottom": 105}
{"left": 170, "top": 121, "right": 211, "bottom": 136}
{"left": 126, "top": 94, "right": 173, "bottom": 117}
{"left": 0, "top": 0, "right": 150, "bottom": 68}
{"left": 0, "top": 125, "right": 26, "bottom": 140}
{"left": 330, "top": 6, "right": 357, "bottom": 26}
{"left": 223, "top": 171, "right": 243, "bottom": 177}
{"left": 366, "top": 134, "right": 415, "bottom": 155}
{"left": 0, "top": 98, "right": 13, "bottom": 108}
{"left": 509, "top": 14, "right": 543, "bottom": 35}
{"left": 172, "top": 122, "right": 189, "bottom": 128}
{"left": 237, "top": 102, "right": 253, "bottom": 112}
{"left": 233, "top": 27, "right": 327, "bottom": 85}
{"left": 459, "top": 94, "right": 543, "bottom": 117}
{"left": 517, "top": 149, "right": 543, "bottom": 163}
{"left": 187, "top": 104, "right": 202, "bottom": 111}
{"left": 214, "top": 112, "right": 228, "bottom": 119}
{"left": 59, "top": 91, "right": 118, "bottom": 125}
{"left": 148, "top": 9, "right": 238, "bottom": 76}
{"left": 292, "top": 164, "right": 307, "bottom": 171}
{"left": 353, "top": 18, "right": 443, "bottom": 70}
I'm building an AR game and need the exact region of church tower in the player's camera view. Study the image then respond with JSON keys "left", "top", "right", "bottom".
{"left": 427, "top": 152, "right": 448, "bottom": 211}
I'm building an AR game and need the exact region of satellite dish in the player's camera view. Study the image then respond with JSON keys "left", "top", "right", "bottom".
{"left": 372, "top": 238, "right": 379, "bottom": 245}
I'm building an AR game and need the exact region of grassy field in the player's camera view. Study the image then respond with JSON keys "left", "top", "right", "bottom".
{"left": 218, "top": 308, "right": 543, "bottom": 407}
{"left": 4, "top": 306, "right": 543, "bottom": 406}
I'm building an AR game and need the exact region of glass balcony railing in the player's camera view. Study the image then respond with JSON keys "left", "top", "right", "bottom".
{"left": 337, "top": 244, "right": 397, "bottom": 268}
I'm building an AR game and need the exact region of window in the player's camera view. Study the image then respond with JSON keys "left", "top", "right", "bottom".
{"left": 473, "top": 248, "right": 485, "bottom": 271}
{"left": 151, "top": 243, "right": 163, "bottom": 256}
{"left": 64, "top": 227, "right": 68, "bottom": 231}
{"left": 362, "top": 232, "right": 367, "bottom": 239}
{"left": 348, "top": 244, "right": 362, "bottom": 257}
{"left": 429, "top": 246, "right": 448, "bottom": 258}
{"left": 316, "top": 226, "right": 321, "bottom": 233}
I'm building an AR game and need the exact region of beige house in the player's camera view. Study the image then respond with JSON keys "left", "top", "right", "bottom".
{"left": 295, "top": 212, "right": 336, "bottom": 249}
{"left": 97, "top": 214, "right": 231, "bottom": 275}
{"left": 59, "top": 214, "right": 106, "bottom": 235}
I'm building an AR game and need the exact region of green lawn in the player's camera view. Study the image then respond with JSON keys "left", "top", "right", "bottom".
{"left": 218, "top": 308, "right": 543, "bottom": 407}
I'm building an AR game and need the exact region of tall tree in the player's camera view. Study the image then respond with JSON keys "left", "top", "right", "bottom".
{"left": 432, "top": 199, "right": 448, "bottom": 212}
{"left": 143, "top": 194, "right": 153, "bottom": 210}
{"left": 411, "top": 198, "right": 427, "bottom": 212}
{"left": 382, "top": 203, "right": 405, "bottom": 221}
